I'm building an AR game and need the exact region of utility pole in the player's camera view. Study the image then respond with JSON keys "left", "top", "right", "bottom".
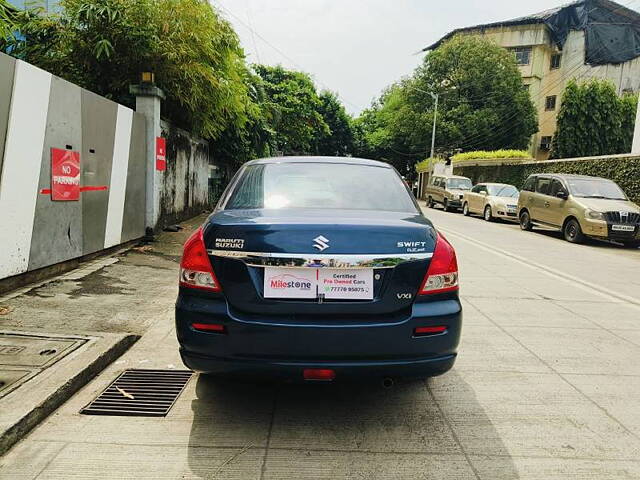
{"left": 633, "top": 97, "right": 640, "bottom": 154}
{"left": 430, "top": 92, "right": 438, "bottom": 159}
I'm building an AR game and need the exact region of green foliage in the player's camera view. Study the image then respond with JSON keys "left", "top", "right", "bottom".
{"left": 4, "top": 0, "right": 252, "bottom": 139}
{"left": 317, "top": 91, "right": 354, "bottom": 156}
{"left": 452, "top": 150, "right": 531, "bottom": 163}
{"left": 552, "top": 79, "right": 638, "bottom": 159}
{"left": 354, "top": 35, "right": 538, "bottom": 176}
{"left": 253, "top": 64, "right": 329, "bottom": 155}
{"left": 454, "top": 156, "right": 640, "bottom": 204}
{"left": 415, "top": 158, "right": 440, "bottom": 172}
{"left": 0, "top": 0, "right": 16, "bottom": 39}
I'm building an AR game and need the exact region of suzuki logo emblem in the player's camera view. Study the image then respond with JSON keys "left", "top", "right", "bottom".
{"left": 313, "top": 235, "right": 330, "bottom": 251}
{"left": 620, "top": 211, "right": 629, "bottom": 222}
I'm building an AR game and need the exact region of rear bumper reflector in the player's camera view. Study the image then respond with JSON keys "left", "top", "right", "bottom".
{"left": 414, "top": 326, "right": 447, "bottom": 337}
{"left": 303, "top": 369, "right": 336, "bottom": 381}
{"left": 192, "top": 323, "right": 227, "bottom": 334}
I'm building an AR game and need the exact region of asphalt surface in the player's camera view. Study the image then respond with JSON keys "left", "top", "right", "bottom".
{"left": 1, "top": 204, "right": 640, "bottom": 479}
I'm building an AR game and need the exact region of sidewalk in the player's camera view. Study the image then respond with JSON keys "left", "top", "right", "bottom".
{"left": 0, "top": 215, "right": 205, "bottom": 455}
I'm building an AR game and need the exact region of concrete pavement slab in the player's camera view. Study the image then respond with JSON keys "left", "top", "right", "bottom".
{"left": 0, "top": 441, "right": 67, "bottom": 480}
{"left": 455, "top": 324, "right": 552, "bottom": 373}
{"left": 268, "top": 381, "right": 461, "bottom": 454}
{"left": 429, "top": 370, "right": 640, "bottom": 460}
{"left": 564, "top": 373, "right": 640, "bottom": 437}
{"left": 263, "top": 450, "right": 477, "bottom": 479}
{"left": 471, "top": 455, "right": 640, "bottom": 480}
{"left": 7, "top": 442, "right": 265, "bottom": 480}
{"left": 466, "top": 297, "right": 599, "bottom": 329}
{"left": 503, "top": 326, "right": 640, "bottom": 376}
{"left": 558, "top": 301, "right": 640, "bottom": 330}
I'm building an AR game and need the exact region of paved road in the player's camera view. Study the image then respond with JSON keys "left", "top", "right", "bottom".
{"left": 1, "top": 205, "right": 640, "bottom": 479}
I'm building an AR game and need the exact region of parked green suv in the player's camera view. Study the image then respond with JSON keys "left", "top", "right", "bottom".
{"left": 518, "top": 174, "right": 640, "bottom": 247}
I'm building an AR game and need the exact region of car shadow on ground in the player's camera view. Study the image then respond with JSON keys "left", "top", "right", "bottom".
{"left": 186, "top": 371, "right": 520, "bottom": 479}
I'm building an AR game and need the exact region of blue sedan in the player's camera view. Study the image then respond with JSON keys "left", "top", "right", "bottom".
{"left": 175, "top": 157, "right": 462, "bottom": 383}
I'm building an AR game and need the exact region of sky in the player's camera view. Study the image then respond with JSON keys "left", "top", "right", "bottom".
{"left": 213, "top": 0, "right": 567, "bottom": 114}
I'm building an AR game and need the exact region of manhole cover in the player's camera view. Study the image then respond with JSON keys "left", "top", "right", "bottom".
{"left": 81, "top": 369, "right": 193, "bottom": 417}
{"left": 0, "top": 333, "right": 87, "bottom": 399}
{"left": 0, "top": 369, "right": 36, "bottom": 396}
{"left": 0, "top": 333, "right": 84, "bottom": 368}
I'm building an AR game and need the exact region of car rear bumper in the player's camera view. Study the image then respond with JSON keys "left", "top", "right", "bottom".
{"left": 176, "top": 294, "right": 462, "bottom": 381}
{"left": 180, "top": 350, "right": 456, "bottom": 381}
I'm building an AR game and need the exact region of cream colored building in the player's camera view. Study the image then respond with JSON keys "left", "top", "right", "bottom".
{"left": 424, "top": 0, "right": 640, "bottom": 160}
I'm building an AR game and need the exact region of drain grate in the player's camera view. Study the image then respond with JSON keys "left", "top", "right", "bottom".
{"left": 81, "top": 369, "right": 193, "bottom": 417}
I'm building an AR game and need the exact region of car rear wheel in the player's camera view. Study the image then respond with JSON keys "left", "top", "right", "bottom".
{"left": 519, "top": 210, "right": 533, "bottom": 231}
{"left": 563, "top": 218, "right": 585, "bottom": 244}
{"left": 462, "top": 202, "right": 470, "bottom": 216}
{"left": 484, "top": 205, "right": 493, "bottom": 222}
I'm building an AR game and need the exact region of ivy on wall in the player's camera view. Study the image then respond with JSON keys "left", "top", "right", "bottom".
{"left": 454, "top": 156, "right": 640, "bottom": 204}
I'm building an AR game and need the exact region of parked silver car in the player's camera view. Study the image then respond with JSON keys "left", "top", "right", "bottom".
{"left": 462, "top": 183, "right": 519, "bottom": 221}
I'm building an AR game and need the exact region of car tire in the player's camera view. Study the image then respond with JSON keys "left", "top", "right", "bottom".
{"left": 427, "top": 196, "right": 434, "bottom": 208}
{"left": 519, "top": 210, "right": 533, "bottom": 231}
{"left": 443, "top": 199, "right": 450, "bottom": 212}
{"left": 462, "top": 203, "right": 470, "bottom": 216}
{"left": 563, "top": 218, "right": 585, "bottom": 244}
{"left": 484, "top": 205, "right": 493, "bottom": 222}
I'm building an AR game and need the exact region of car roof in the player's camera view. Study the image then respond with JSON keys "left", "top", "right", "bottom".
{"left": 478, "top": 182, "right": 514, "bottom": 187}
{"left": 246, "top": 156, "right": 391, "bottom": 168}
{"left": 436, "top": 174, "right": 471, "bottom": 180}
{"left": 529, "top": 173, "right": 609, "bottom": 181}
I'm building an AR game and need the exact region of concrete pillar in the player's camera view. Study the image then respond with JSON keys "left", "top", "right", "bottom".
{"left": 130, "top": 84, "right": 165, "bottom": 234}
{"left": 633, "top": 98, "right": 640, "bottom": 154}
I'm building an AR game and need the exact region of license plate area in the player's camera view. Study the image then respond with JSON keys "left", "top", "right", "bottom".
{"left": 611, "top": 224, "right": 635, "bottom": 232}
{"left": 263, "top": 267, "right": 374, "bottom": 300}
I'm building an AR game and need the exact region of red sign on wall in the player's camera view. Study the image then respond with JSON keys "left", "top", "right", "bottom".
{"left": 51, "top": 148, "right": 80, "bottom": 201}
{"left": 156, "top": 137, "right": 167, "bottom": 171}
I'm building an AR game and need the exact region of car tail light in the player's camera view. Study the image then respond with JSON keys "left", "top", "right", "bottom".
{"left": 179, "top": 227, "right": 221, "bottom": 292}
{"left": 419, "top": 232, "right": 458, "bottom": 295}
{"left": 303, "top": 369, "right": 336, "bottom": 381}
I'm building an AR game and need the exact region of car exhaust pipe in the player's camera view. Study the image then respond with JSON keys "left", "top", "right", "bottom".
{"left": 381, "top": 377, "right": 395, "bottom": 389}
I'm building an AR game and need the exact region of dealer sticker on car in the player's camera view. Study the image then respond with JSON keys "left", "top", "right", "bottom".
{"left": 264, "top": 267, "right": 373, "bottom": 300}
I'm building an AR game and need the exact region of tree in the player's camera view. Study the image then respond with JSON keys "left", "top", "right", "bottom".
{"left": 354, "top": 35, "right": 538, "bottom": 172}
{"left": 317, "top": 91, "right": 354, "bottom": 156}
{"left": 552, "top": 79, "right": 638, "bottom": 158}
{"left": 2, "top": 0, "right": 252, "bottom": 139}
{"left": 0, "top": 0, "right": 16, "bottom": 39}
{"left": 253, "top": 64, "right": 329, "bottom": 155}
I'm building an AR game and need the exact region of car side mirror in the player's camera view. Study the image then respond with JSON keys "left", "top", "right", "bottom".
{"left": 556, "top": 191, "right": 568, "bottom": 200}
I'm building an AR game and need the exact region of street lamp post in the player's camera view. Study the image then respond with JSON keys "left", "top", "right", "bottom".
{"left": 430, "top": 92, "right": 439, "bottom": 159}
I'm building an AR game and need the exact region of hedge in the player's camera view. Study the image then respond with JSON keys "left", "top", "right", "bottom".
{"left": 452, "top": 150, "right": 531, "bottom": 163}
{"left": 453, "top": 155, "right": 640, "bottom": 204}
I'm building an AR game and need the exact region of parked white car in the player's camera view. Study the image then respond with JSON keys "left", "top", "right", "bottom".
{"left": 462, "top": 183, "right": 520, "bottom": 222}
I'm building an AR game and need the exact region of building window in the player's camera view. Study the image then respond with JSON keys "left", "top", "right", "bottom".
{"left": 545, "top": 95, "right": 557, "bottom": 111}
{"left": 511, "top": 47, "right": 532, "bottom": 66}
{"left": 540, "top": 136, "right": 553, "bottom": 150}
{"left": 550, "top": 53, "right": 562, "bottom": 69}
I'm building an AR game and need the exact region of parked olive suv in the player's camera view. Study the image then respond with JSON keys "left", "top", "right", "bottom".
{"left": 518, "top": 174, "right": 640, "bottom": 247}
{"left": 426, "top": 175, "right": 473, "bottom": 212}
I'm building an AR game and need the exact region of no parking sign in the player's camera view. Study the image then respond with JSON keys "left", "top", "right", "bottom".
{"left": 51, "top": 148, "right": 80, "bottom": 201}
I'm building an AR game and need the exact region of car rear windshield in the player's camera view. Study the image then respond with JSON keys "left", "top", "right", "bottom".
{"left": 225, "top": 162, "right": 418, "bottom": 212}
{"left": 487, "top": 185, "right": 519, "bottom": 197}
{"left": 446, "top": 178, "right": 472, "bottom": 190}
{"left": 566, "top": 178, "right": 627, "bottom": 200}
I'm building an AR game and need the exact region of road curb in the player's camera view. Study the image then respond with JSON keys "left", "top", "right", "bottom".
{"left": 0, "top": 333, "right": 139, "bottom": 456}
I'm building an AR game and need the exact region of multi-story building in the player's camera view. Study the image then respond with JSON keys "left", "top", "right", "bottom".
{"left": 7, "top": 0, "right": 58, "bottom": 11}
{"left": 423, "top": 0, "right": 640, "bottom": 160}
